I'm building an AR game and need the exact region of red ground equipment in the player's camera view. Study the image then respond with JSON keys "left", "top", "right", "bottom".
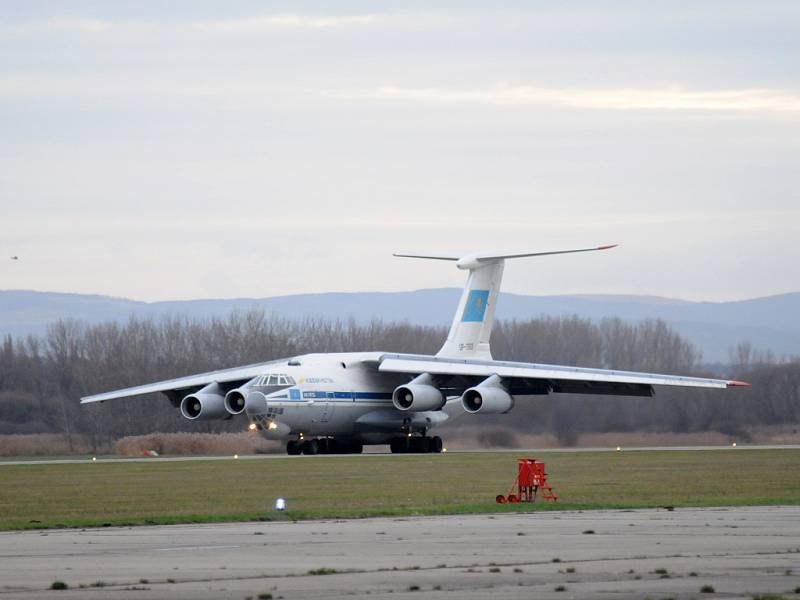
{"left": 496, "top": 458, "right": 557, "bottom": 503}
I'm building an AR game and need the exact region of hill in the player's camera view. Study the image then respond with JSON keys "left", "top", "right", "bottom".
{"left": 1, "top": 289, "right": 799, "bottom": 363}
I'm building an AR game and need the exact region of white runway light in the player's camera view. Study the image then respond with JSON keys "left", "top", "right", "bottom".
{"left": 275, "top": 497, "right": 286, "bottom": 512}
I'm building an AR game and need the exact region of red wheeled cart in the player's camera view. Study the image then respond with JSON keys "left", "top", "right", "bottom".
{"left": 496, "top": 458, "right": 557, "bottom": 503}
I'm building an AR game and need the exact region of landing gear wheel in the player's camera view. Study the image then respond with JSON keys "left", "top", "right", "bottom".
{"left": 390, "top": 437, "right": 407, "bottom": 454}
{"left": 287, "top": 440, "right": 302, "bottom": 455}
{"left": 430, "top": 436, "right": 443, "bottom": 453}
{"left": 416, "top": 436, "right": 431, "bottom": 453}
{"left": 302, "top": 439, "right": 319, "bottom": 455}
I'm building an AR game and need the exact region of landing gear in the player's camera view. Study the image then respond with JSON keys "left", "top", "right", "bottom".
{"left": 390, "top": 435, "right": 443, "bottom": 454}
{"left": 286, "top": 438, "right": 364, "bottom": 455}
{"left": 302, "top": 439, "right": 320, "bottom": 455}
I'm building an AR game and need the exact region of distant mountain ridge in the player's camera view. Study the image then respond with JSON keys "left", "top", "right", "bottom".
{"left": 1, "top": 289, "right": 799, "bottom": 363}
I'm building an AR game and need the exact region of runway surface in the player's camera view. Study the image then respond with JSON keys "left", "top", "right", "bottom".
{"left": 2, "top": 444, "right": 799, "bottom": 466}
{"left": 1, "top": 506, "right": 799, "bottom": 599}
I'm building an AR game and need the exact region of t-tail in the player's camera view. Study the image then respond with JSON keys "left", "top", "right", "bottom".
{"left": 394, "top": 245, "right": 618, "bottom": 360}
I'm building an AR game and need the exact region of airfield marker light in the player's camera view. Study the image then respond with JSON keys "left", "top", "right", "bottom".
{"left": 732, "top": 442, "right": 737, "bottom": 447}
{"left": 234, "top": 454, "right": 239, "bottom": 459}
{"left": 275, "top": 497, "right": 286, "bottom": 512}
{"left": 92, "top": 456, "right": 96, "bottom": 462}
{"left": 442, "top": 448, "right": 448, "bottom": 453}
{"left": 616, "top": 446, "right": 621, "bottom": 451}
{"left": 248, "top": 423, "right": 257, "bottom": 432}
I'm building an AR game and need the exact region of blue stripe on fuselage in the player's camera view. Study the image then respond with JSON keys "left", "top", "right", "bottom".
{"left": 284, "top": 390, "right": 392, "bottom": 402}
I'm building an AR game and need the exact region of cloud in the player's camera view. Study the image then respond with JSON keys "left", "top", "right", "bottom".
{"left": 190, "top": 14, "right": 379, "bottom": 32}
{"left": 361, "top": 85, "right": 800, "bottom": 113}
{"left": 0, "top": 14, "right": 380, "bottom": 38}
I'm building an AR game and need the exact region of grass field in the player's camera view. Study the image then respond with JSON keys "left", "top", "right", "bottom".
{"left": 1, "top": 449, "right": 798, "bottom": 530}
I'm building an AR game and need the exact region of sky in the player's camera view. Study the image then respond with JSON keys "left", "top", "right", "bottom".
{"left": 1, "top": 1, "right": 799, "bottom": 302}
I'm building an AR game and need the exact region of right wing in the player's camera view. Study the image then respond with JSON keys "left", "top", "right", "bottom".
{"left": 80, "top": 360, "right": 282, "bottom": 404}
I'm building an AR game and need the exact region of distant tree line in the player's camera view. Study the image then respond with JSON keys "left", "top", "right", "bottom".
{"left": 0, "top": 311, "right": 796, "bottom": 449}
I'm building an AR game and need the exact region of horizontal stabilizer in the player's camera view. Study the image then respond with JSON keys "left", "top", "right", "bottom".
{"left": 474, "top": 244, "right": 618, "bottom": 262}
{"left": 392, "top": 252, "right": 459, "bottom": 261}
{"left": 394, "top": 245, "right": 617, "bottom": 264}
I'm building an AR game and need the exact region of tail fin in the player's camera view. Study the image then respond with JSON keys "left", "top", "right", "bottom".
{"left": 394, "top": 245, "right": 617, "bottom": 360}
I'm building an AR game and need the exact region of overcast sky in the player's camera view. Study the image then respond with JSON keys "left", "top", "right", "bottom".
{"left": 2, "top": 1, "right": 799, "bottom": 302}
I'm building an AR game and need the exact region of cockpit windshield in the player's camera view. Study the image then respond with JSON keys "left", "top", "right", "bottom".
{"left": 255, "top": 374, "right": 296, "bottom": 387}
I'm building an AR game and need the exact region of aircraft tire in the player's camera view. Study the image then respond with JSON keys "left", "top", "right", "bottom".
{"left": 389, "top": 438, "right": 404, "bottom": 453}
{"left": 287, "top": 440, "right": 302, "bottom": 455}
{"left": 302, "top": 439, "right": 319, "bottom": 455}
{"left": 430, "top": 436, "right": 443, "bottom": 453}
{"left": 318, "top": 438, "right": 332, "bottom": 454}
{"left": 416, "top": 436, "right": 431, "bottom": 453}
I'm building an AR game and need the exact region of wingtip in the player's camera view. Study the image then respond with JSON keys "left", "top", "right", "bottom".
{"left": 727, "top": 380, "right": 751, "bottom": 388}
{"left": 597, "top": 244, "right": 619, "bottom": 251}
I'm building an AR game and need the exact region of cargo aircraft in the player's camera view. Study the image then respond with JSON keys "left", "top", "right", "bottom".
{"left": 81, "top": 246, "right": 749, "bottom": 455}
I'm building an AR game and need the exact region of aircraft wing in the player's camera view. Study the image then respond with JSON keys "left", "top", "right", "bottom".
{"left": 378, "top": 353, "right": 748, "bottom": 397}
{"left": 80, "top": 361, "right": 279, "bottom": 404}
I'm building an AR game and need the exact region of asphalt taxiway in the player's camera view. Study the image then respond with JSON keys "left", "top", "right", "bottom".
{"left": 1, "top": 506, "right": 798, "bottom": 599}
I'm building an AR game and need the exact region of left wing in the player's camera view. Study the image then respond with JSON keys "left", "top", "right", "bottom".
{"left": 378, "top": 353, "right": 748, "bottom": 397}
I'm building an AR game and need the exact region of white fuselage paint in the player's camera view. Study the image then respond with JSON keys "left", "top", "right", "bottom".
{"left": 242, "top": 352, "right": 449, "bottom": 442}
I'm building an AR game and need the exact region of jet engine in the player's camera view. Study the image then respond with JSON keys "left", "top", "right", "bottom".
{"left": 461, "top": 375, "right": 514, "bottom": 414}
{"left": 392, "top": 373, "right": 445, "bottom": 412}
{"left": 180, "top": 385, "right": 228, "bottom": 421}
{"left": 224, "top": 389, "right": 247, "bottom": 415}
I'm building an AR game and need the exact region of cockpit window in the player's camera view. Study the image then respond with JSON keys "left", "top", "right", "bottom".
{"left": 257, "top": 374, "right": 296, "bottom": 386}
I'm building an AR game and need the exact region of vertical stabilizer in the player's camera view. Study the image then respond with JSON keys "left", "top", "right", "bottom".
{"left": 437, "top": 258, "right": 504, "bottom": 360}
{"left": 393, "top": 245, "right": 617, "bottom": 361}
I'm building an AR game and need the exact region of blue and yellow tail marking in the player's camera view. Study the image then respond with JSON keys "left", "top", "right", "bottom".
{"left": 461, "top": 289, "right": 490, "bottom": 322}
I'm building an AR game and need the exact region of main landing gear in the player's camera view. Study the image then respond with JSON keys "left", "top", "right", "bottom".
{"left": 286, "top": 438, "right": 363, "bottom": 456}
{"left": 390, "top": 436, "right": 443, "bottom": 454}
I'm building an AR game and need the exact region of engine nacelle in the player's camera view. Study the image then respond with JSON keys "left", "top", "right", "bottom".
{"left": 180, "top": 391, "right": 228, "bottom": 420}
{"left": 224, "top": 389, "right": 247, "bottom": 415}
{"left": 461, "top": 375, "right": 514, "bottom": 414}
{"left": 392, "top": 373, "right": 445, "bottom": 412}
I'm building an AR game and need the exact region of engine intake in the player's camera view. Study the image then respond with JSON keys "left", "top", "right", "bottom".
{"left": 461, "top": 375, "right": 514, "bottom": 414}
{"left": 392, "top": 373, "right": 445, "bottom": 412}
{"left": 180, "top": 390, "right": 227, "bottom": 420}
{"left": 224, "top": 389, "right": 247, "bottom": 415}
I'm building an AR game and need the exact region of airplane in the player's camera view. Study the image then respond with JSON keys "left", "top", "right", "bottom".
{"left": 81, "top": 246, "right": 749, "bottom": 455}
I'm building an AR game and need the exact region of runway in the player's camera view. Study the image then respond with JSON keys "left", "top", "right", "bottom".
{"left": 2, "top": 444, "right": 799, "bottom": 466}
{"left": 1, "top": 506, "right": 798, "bottom": 599}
